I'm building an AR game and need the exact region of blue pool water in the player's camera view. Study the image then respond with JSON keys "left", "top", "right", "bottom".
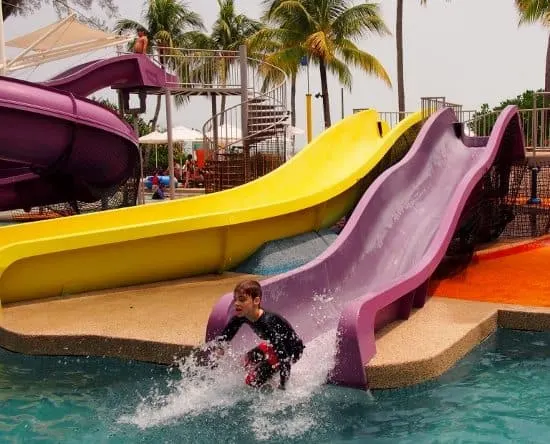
{"left": 2, "top": 328, "right": 550, "bottom": 443}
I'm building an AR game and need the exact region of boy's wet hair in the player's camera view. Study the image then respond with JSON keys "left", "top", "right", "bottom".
{"left": 234, "top": 280, "right": 262, "bottom": 300}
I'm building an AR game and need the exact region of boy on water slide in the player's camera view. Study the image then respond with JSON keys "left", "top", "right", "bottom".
{"left": 213, "top": 280, "right": 305, "bottom": 390}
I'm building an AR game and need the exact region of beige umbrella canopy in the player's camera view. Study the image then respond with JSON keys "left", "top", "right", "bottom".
{"left": 138, "top": 131, "right": 168, "bottom": 144}
{"left": 2, "top": 14, "right": 131, "bottom": 73}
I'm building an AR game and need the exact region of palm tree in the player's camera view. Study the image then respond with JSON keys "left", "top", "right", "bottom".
{"left": 115, "top": 0, "right": 204, "bottom": 130}
{"left": 248, "top": 2, "right": 308, "bottom": 139}
{"left": 396, "top": 1, "right": 445, "bottom": 117}
{"left": 515, "top": 0, "right": 550, "bottom": 92}
{"left": 396, "top": 0, "right": 406, "bottom": 116}
{"left": 261, "top": 0, "right": 391, "bottom": 129}
{"left": 186, "top": 0, "right": 262, "bottom": 124}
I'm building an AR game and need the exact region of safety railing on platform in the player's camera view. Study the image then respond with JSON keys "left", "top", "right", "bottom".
{"left": 199, "top": 46, "right": 288, "bottom": 191}
{"left": 352, "top": 109, "right": 413, "bottom": 129}
{"left": 145, "top": 45, "right": 289, "bottom": 192}
{"left": 152, "top": 47, "right": 247, "bottom": 91}
{"left": 462, "top": 108, "right": 550, "bottom": 153}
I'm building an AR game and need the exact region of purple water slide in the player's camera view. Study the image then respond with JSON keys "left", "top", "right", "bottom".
{"left": 206, "top": 106, "right": 525, "bottom": 389}
{"left": 0, "top": 54, "right": 175, "bottom": 211}
{"left": 43, "top": 54, "right": 177, "bottom": 97}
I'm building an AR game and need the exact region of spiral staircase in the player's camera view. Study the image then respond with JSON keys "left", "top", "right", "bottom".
{"left": 158, "top": 46, "right": 290, "bottom": 192}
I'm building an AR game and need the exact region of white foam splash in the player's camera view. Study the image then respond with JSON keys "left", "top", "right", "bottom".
{"left": 119, "top": 330, "right": 339, "bottom": 441}
{"left": 119, "top": 347, "right": 246, "bottom": 429}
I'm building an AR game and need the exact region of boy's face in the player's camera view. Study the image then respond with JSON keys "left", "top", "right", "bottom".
{"left": 233, "top": 292, "right": 260, "bottom": 318}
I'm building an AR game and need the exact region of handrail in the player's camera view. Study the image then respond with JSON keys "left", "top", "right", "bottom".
{"left": 147, "top": 45, "right": 288, "bottom": 180}
{"left": 199, "top": 49, "right": 288, "bottom": 186}
{"left": 462, "top": 107, "right": 550, "bottom": 151}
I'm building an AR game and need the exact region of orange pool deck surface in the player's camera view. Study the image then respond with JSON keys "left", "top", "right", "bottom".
{"left": 430, "top": 235, "right": 550, "bottom": 307}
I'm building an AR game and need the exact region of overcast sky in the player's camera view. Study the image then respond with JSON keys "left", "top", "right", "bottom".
{"left": 3, "top": 0, "right": 548, "bottom": 145}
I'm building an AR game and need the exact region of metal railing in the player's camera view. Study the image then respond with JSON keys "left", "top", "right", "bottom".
{"left": 352, "top": 109, "right": 413, "bottom": 129}
{"left": 200, "top": 47, "right": 288, "bottom": 190}
{"left": 145, "top": 45, "right": 288, "bottom": 191}
{"left": 462, "top": 107, "right": 550, "bottom": 152}
{"left": 420, "top": 96, "right": 476, "bottom": 121}
{"left": 152, "top": 47, "right": 247, "bottom": 91}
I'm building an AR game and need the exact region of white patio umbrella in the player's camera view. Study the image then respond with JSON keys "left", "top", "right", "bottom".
{"left": 138, "top": 130, "right": 168, "bottom": 144}
{"left": 139, "top": 127, "right": 204, "bottom": 168}
{"left": 172, "top": 126, "right": 203, "bottom": 142}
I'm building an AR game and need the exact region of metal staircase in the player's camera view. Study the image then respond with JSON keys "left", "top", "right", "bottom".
{"left": 155, "top": 45, "right": 289, "bottom": 192}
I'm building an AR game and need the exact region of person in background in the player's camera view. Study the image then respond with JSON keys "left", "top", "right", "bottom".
{"left": 134, "top": 28, "right": 148, "bottom": 54}
{"left": 152, "top": 182, "right": 165, "bottom": 200}
{"left": 151, "top": 170, "right": 160, "bottom": 193}
{"left": 183, "top": 154, "right": 195, "bottom": 189}
{"left": 174, "top": 162, "right": 182, "bottom": 183}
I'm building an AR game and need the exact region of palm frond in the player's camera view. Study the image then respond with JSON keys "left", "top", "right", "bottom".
{"left": 516, "top": 0, "right": 550, "bottom": 26}
{"left": 332, "top": 3, "right": 391, "bottom": 40}
{"left": 305, "top": 31, "right": 334, "bottom": 61}
{"left": 325, "top": 57, "right": 353, "bottom": 89}
{"left": 337, "top": 39, "right": 392, "bottom": 87}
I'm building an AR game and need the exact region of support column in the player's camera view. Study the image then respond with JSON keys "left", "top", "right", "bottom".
{"left": 239, "top": 45, "right": 249, "bottom": 182}
{"left": 306, "top": 93, "right": 313, "bottom": 143}
{"left": 165, "top": 89, "right": 176, "bottom": 200}
{"left": 211, "top": 94, "right": 219, "bottom": 151}
{"left": 134, "top": 119, "right": 145, "bottom": 205}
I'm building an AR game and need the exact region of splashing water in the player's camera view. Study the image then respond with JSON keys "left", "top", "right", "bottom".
{"left": 120, "top": 330, "right": 339, "bottom": 441}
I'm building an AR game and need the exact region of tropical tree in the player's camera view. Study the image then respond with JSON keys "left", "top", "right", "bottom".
{"left": 259, "top": 0, "right": 391, "bottom": 129}
{"left": 248, "top": 2, "right": 307, "bottom": 137}
{"left": 2, "top": 0, "right": 117, "bottom": 28}
{"left": 515, "top": 0, "right": 550, "bottom": 92}
{"left": 185, "top": 0, "right": 262, "bottom": 124}
{"left": 95, "top": 98, "right": 151, "bottom": 137}
{"left": 115, "top": 0, "right": 204, "bottom": 131}
{"left": 396, "top": 1, "right": 448, "bottom": 116}
{"left": 468, "top": 89, "right": 544, "bottom": 143}
{"left": 395, "top": 0, "right": 406, "bottom": 116}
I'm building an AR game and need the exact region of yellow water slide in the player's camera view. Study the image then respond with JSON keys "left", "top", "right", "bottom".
{"left": 0, "top": 110, "right": 421, "bottom": 304}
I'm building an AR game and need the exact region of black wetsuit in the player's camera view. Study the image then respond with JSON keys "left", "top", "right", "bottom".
{"left": 217, "top": 311, "right": 305, "bottom": 388}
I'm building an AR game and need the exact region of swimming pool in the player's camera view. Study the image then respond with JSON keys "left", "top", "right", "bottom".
{"left": 1, "top": 328, "right": 550, "bottom": 443}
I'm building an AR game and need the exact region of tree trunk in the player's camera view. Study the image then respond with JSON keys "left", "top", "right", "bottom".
{"left": 546, "top": 32, "right": 550, "bottom": 92}
{"left": 150, "top": 94, "right": 162, "bottom": 131}
{"left": 396, "top": 0, "right": 405, "bottom": 116}
{"left": 319, "top": 58, "right": 331, "bottom": 128}
{"left": 291, "top": 72, "right": 296, "bottom": 127}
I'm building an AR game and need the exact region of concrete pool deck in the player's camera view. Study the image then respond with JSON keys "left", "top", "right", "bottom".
{"left": 0, "top": 272, "right": 258, "bottom": 364}
{"left": 1, "top": 265, "right": 550, "bottom": 390}
{"left": 366, "top": 297, "right": 550, "bottom": 389}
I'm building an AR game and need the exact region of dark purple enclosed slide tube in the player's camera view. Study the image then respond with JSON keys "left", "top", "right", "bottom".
{"left": 0, "top": 54, "right": 174, "bottom": 211}
{"left": 206, "top": 106, "right": 525, "bottom": 389}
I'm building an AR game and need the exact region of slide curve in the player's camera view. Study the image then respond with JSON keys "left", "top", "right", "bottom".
{"left": 206, "top": 106, "right": 525, "bottom": 389}
{"left": 0, "top": 110, "right": 421, "bottom": 303}
{"left": 0, "top": 76, "right": 139, "bottom": 210}
{"left": 0, "top": 54, "right": 174, "bottom": 212}
{"left": 42, "top": 54, "right": 177, "bottom": 97}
